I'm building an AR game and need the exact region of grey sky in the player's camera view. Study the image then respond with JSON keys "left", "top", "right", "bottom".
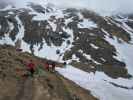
{"left": 0, "top": 0, "right": 133, "bottom": 15}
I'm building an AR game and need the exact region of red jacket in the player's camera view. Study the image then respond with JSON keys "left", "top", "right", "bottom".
{"left": 27, "top": 63, "right": 35, "bottom": 70}
{"left": 44, "top": 63, "right": 49, "bottom": 70}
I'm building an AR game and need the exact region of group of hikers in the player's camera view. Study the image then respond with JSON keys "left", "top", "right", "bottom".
{"left": 15, "top": 46, "right": 67, "bottom": 78}
{"left": 24, "top": 59, "right": 56, "bottom": 77}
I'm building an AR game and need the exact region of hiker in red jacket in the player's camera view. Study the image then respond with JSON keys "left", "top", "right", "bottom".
{"left": 44, "top": 62, "right": 50, "bottom": 71}
{"left": 26, "top": 60, "right": 36, "bottom": 77}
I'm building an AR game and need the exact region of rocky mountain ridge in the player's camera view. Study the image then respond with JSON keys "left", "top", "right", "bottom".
{"left": 0, "top": 3, "right": 133, "bottom": 78}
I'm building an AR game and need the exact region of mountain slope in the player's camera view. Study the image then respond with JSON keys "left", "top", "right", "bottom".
{"left": 0, "top": 45, "right": 97, "bottom": 100}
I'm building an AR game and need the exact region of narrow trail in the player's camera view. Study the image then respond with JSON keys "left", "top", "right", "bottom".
{"left": 16, "top": 78, "right": 33, "bottom": 100}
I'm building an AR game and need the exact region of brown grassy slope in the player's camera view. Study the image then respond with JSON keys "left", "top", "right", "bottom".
{"left": 0, "top": 45, "right": 97, "bottom": 100}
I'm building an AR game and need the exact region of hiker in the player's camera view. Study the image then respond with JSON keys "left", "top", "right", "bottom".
{"left": 51, "top": 62, "right": 56, "bottom": 72}
{"left": 63, "top": 62, "right": 67, "bottom": 68}
{"left": 44, "top": 61, "right": 50, "bottom": 71}
{"left": 26, "top": 60, "right": 36, "bottom": 77}
{"left": 16, "top": 48, "right": 23, "bottom": 52}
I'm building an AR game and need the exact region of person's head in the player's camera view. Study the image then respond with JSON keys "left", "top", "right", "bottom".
{"left": 52, "top": 62, "right": 55, "bottom": 65}
{"left": 63, "top": 62, "right": 67, "bottom": 65}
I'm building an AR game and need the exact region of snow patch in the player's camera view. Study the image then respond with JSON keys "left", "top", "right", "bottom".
{"left": 0, "top": 34, "right": 15, "bottom": 45}
{"left": 21, "top": 40, "right": 31, "bottom": 53}
{"left": 0, "top": 25, "right": 1, "bottom": 30}
{"left": 78, "top": 19, "right": 97, "bottom": 29}
{"left": 15, "top": 15, "right": 25, "bottom": 42}
{"left": 56, "top": 65, "right": 133, "bottom": 100}
{"left": 72, "top": 54, "right": 80, "bottom": 62}
{"left": 29, "top": 5, "right": 64, "bottom": 21}
{"left": 90, "top": 43, "right": 99, "bottom": 49}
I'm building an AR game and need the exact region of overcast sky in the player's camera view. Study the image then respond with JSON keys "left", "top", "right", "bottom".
{"left": 1, "top": 0, "right": 133, "bottom": 15}
{"left": 50, "top": 0, "right": 133, "bottom": 15}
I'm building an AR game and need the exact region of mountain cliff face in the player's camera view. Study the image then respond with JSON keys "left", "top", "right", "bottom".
{"left": 0, "top": 1, "right": 133, "bottom": 100}
{"left": 0, "top": 2, "right": 133, "bottom": 78}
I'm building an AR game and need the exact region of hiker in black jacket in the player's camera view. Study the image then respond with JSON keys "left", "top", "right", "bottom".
{"left": 51, "top": 62, "right": 56, "bottom": 72}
